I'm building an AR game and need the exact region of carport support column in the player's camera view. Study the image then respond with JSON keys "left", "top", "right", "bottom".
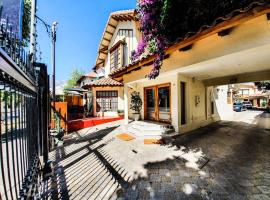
{"left": 124, "top": 83, "right": 129, "bottom": 125}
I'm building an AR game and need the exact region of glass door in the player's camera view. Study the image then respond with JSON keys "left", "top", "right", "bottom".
{"left": 145, "top": 88, "right": 156, "bottom": 120}
{"left": 158, "top": 86, "right": 171, "bottom": 121}
{"left": 144, "top": 84, "right": 171, "bottom": 122}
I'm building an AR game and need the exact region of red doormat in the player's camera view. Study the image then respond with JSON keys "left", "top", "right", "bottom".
{"left": 144, "top": 139, "right": 164, "bottom": 145}
{"left": 116, "top": 133, "right": 135, "bottom": 141}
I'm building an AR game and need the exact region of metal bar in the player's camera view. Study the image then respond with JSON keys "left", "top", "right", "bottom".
{"left": 10, "top": 87, "right": 18, "bottom": 196}
{"left": 18, "top": 90, "right": 25, "bottom": 189}
{"left": 14, "top": 89, "right": 21, "bottom": 191}
{"left": 23, "top": 94, "right": 27, "bottom": 177}
{"left": 20, "top": 91, "right": 27, "bottom": 182}
{"left": 0, "top": 49, "right": 36, "bottom": 92}
{"left": 4, "top": 89, "right": 14, "bottom": 200}
{"left": 0, "top": 89, "right": 8, "bottom": 199}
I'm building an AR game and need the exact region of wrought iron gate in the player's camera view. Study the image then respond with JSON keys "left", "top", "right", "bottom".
{"left": 0, "top": 18, "right": 49, "bottom": 199}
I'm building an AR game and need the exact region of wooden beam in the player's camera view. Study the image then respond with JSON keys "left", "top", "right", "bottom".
{"left": 218, "top": 27, "right": 234, "bottom": 37}
{"left": 179, "top": 44, "right": 193, "bottom": 51}
{"left": 96, "top": 60, "right": 105, "bottom": 66}
{"left": 267, "top": 12, "right": 270, "bottom": 20}
{"left": 99, "top": 46, "right": 108, "bottom": 54}
{"left": 99, "top": 51, "right": 107, "bottom": 55}
{"left": 105, "top": 31, "right": 113, "bottom": 36}
{"left": 108, "top": 23, "right": 116, "bottom": 29}
{"left": 103, "top": 37, "right": 110, "bottom": 43}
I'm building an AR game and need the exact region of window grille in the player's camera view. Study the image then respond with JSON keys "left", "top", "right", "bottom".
{"left": 96, "top": 91, "right": 118, "bottom": 112}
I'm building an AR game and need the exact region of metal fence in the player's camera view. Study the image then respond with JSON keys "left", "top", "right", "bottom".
{"left": 0, "top": 11, "right": 49, "bottom": 200}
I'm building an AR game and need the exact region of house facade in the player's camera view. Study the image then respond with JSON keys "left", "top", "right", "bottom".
{"left": 109, "top": 5, "right": 270, "bottom": 133}
{"left": 88, "top": 10, "right": 139, "bottom": 117}
{"left": 77, "top": 71, "right": 103, "bottom": 88}
{"left": 228, "top": 83, "right": 269, "bottom": 108}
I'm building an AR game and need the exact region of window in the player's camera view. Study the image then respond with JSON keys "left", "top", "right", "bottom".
{"left": 110, "top": 46, "right": 121, "bottom": 71}
{"left": 96, "top": 91, "right": 118, "bottom": 112}
{"left": 110, "top": 29, "right": 134, "bottom": 71}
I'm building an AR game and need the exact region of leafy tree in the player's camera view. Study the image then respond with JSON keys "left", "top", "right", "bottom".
{"left": 65, "top": 68, "right": 85, "bottom": 89}
{"left": 255, "top": 81, "right": 270, "bottom": 91}
{"left": 22, "top": 0, "right": 31, "bottom": 42}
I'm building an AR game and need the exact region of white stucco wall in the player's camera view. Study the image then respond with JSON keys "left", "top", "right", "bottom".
{"left": 124, "top": 73, "right": 218, "bottom": 133}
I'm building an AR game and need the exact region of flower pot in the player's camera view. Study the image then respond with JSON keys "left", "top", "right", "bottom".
{"left": 118, "top": 113, "right": 124, "bottom": 117}
{"left": 133, "top": 113, "right": 140, "bottom": 121}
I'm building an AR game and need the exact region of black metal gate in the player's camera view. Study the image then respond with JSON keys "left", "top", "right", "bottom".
{"left": 0, "top": 20, "right": 49, "bottom": 199}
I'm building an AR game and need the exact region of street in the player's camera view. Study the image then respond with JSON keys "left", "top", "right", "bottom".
{"left": 230, "top": 109, "right": 270, "bottom": 130}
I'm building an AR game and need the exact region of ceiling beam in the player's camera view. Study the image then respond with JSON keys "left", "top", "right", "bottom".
{"left": 108, "top": 23, "right": 116, "bottom": 29}
{"left": 105, "top": 31, "right": 113, "bottom": 36}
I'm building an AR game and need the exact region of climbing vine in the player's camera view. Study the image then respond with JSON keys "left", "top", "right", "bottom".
{"left": 131, "top": 0, "right": 170, "bottom": 79}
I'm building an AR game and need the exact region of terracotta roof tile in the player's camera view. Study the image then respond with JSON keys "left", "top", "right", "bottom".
{"left": 84, "top": 77, "right": 123, "bottom": 87}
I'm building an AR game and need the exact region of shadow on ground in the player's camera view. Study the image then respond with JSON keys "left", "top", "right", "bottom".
{"left": 40, "top": 121, "right": 270, "bottom": 200}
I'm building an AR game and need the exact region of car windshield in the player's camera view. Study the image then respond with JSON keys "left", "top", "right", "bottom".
{"left": 234, "top": 103, "right": 242, "bottom": 106}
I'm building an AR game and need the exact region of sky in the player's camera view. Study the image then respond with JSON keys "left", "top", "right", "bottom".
{"left": 36, "top": 0, "right": 136, "bottom": 82}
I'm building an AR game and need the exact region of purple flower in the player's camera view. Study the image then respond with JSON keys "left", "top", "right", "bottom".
{"left": 139, "top": 0, "right": 156, "bottom": 6}
{"left": 131, "top": 38, "right": 147, "bottom": 61}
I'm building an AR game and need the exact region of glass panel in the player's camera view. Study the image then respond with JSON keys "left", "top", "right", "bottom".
{"left": 146, "top": 88, "right": 155, "bottom": 120}
{"left": 158, "top": 87, "right": 170, "bottom": 121}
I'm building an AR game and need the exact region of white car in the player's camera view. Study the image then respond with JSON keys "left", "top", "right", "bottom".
{"left": 242, "top": 101, "right": 253, "bottom": 109}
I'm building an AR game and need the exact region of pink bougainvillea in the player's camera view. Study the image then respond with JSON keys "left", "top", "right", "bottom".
{"left": 131, "top": 0, "right": 170, "bottom": 79}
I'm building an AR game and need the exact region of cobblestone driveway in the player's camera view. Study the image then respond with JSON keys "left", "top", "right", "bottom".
{"left": 42, "top": 116, "right": 270, "bottom": 200}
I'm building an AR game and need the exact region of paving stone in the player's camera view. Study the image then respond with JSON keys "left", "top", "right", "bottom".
{"left": 40, "top": 120, "right": 270, "bottom": 199}
{"left": 249, "top": 194, "right": 270, "bottom": 200}
{"left": 238, "top": 179, "right": 254, "bottom": 187}
{"left": 257, "top": 186, "right": 270, "bottom": 194}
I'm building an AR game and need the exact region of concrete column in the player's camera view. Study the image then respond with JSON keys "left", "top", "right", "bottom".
{"left": 124, "top": 84, "right": 129, "bottom": 125}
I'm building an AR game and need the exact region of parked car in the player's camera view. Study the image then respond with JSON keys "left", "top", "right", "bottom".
{"left": 242, "top": 101, "right": 253, "bottom": 109}
{"left": 233, "top": 102, "right": 247, "bottom": 112}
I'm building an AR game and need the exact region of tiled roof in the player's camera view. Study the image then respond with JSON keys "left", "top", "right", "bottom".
{"left": 77, "top": 71, "right": 101, "bottom": 84}
{"left": 109, "top": 2, "right": 269, "bottom": 78}
{"left": 84, "top": 71, "right": 99, "bottom": 78}
{"left": 83, "top": 77, "right": 123, "bottom": 88}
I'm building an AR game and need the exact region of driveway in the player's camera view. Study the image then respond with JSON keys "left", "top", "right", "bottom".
{"left": 41, "top": 111, "right": 270, "bottom": 200}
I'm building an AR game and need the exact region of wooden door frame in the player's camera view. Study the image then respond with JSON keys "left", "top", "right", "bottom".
{"left": 144, "top": 83, "right": 171, "bottom": 123}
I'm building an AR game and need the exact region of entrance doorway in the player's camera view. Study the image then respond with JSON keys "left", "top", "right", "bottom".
{"left": 180, "top": 82, "right": 187, "bottom": 125}
{"left": 144, "top": 83, "right": 171, "bottom": 122}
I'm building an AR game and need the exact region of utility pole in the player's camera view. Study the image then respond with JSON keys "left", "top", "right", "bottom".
{"left": 30, "top": 0, "right": 37, "bottom": 62}
{"left": 51, "top": 22, "right": 58, "bottom": 101}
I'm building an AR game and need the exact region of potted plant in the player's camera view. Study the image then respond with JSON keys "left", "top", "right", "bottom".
{"left": 117, "top": 110, "right": 124, "bottom": 117}
{"left": 130, "top": 91, "right": 142, "bottom": 121}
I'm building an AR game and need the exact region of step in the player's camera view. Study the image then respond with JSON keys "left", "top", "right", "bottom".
{"left": 132, "top": 121, "right": 169, "bottom": 128}
{"left": 131, "top": 124, "right": 165, "bottom": 131}
{"left": 127, "top": 126, "right": 174, "bottom": 137}
{"left": 128, "top": 127, "right": 163, "bottom": 136}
